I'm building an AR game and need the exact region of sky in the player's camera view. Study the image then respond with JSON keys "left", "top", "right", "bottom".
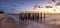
{"left": 0, "top": 0, "right": 60, "bottom": 13}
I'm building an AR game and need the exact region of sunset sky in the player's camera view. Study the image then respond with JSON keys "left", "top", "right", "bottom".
{"left": 0, "top": 0, "right": 60, "bottom": 13}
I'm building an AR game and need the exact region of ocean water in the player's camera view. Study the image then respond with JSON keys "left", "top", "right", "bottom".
{"left": 4, "top": 13, "right": 60, "bottom": 28}
{"left": 6, "top": 13, "right": 60, "bottom": 24}
{"left": 7, "top": 14, "right": 19, "bottom": 24}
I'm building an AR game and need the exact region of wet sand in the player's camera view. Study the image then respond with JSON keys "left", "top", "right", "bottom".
{"left": 1, "top": 13, "right": 60, "bottom": 28}
{"left": 0, "top": 14, "right": 18, "bottom": 28}
{"left": 19, "top": 13, "right": 60, "bottom": 28}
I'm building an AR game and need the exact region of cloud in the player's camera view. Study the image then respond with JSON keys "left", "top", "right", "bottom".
{"left": 38, "top": 6, "right": 40, "bottom": 8}
{"left": 48, "top": 0, "right": 56, "bottom": 3}
{"left": 38, "top": 6, "right": 43, "bottom": 8}
{"left": 56, "top": 3, "right": 60, "bottom": 6}
{"left": 52, "top": 0, "right": 56, "bottom": 2}
{"left": 33, "top": 5, "right": 43, "bottom": 9}
{"left": 33, "top": 5, "right": 38, "bottom": 9}
{"left": 45, "top": 6, "right": 53, "bottom": 8}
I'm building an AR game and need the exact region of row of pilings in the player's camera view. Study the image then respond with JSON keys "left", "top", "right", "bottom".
{"left": 19, "top": 12, "right": 46, "bottom": 24}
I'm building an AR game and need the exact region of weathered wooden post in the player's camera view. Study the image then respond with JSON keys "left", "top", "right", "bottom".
{"left": 44, "top": 13, "right": 46, "bottom": 24}
{"left": 40, "top": 12, "right": 42, "bottom": 23}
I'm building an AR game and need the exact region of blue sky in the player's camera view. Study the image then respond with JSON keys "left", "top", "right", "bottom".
{"left": 0, "top": 0, "right": 55, "bottom": 13}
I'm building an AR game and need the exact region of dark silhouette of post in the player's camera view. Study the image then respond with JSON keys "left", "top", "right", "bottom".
{"left": 43, "top": 13, "right": 46, "bottom": 24}
{"left": 44, "top": 13, "right": 45, "bottom": 21}
{"left": 40, "top": 12, "right": 42, "bottom": 23}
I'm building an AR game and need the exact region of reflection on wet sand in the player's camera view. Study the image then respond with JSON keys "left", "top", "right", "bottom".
{"left": 1, "top": 12, "right": 60, "bottom": 28}
{"left": 19, "top": 13, "right": 60, "bottom": 28}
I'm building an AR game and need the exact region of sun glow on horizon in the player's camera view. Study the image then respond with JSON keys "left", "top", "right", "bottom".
{"left": 20, "top": 7, "right": 60, "bottom": 13}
